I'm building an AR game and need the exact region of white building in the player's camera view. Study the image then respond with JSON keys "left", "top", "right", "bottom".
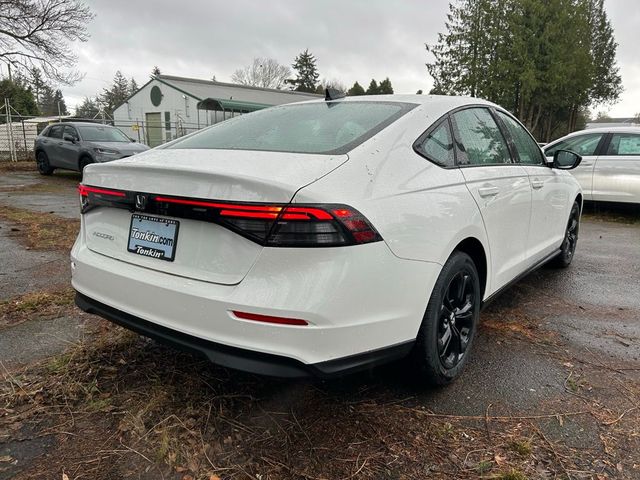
{"left": 113, "top": 75, "right": 320, "bottom": 147}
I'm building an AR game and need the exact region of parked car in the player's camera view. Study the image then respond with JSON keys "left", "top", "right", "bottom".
{"left": 544, "top": 127, "right": 640, "bottom": 203}
{"left": 34, "top": 122, "right": 149, "bottom": 175}
{"left": 72, "top": 95, "right": 582, "bottom": 385}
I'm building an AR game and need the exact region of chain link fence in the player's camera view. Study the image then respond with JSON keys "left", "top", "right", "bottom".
{"left": 0, "top": 115, "right": 212, "bottom": 162}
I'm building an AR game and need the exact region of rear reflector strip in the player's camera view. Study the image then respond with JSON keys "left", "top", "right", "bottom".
{"left": 232, "top": 310, "right": 308, "bottom": 326}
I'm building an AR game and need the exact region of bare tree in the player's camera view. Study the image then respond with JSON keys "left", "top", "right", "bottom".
{"left": 231, "top": 57, "right": 291, "bottom": 89}
{"left": 0, "top": 0, "right": 94, "bottom": 84}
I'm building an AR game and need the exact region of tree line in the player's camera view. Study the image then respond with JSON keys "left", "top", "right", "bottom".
{"left": 0, "top": 68, "right": 69, "bottom": 118}
{"left": 231, "top": 49, "right": 396, "bottom": 97}
{"left": 425, "top": 0, "right": 622, "bottom": 141}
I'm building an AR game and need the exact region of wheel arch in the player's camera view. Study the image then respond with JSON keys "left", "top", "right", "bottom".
{"left": 453, "top": 237, "right": 488, "bottom": 299}
{"left": 78, "top": 153, "right": 93, "bottom": 171}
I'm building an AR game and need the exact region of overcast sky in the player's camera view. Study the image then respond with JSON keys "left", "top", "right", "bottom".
{"left": 62, "top": 0, "right": 639, "bottom": 117}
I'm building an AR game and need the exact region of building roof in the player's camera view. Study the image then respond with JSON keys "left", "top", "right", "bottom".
{"left": 115, "top": 74, "right": 322, "bottom": 114}
{"left": 157, "top": 74, "right": 322, "bottom": 99}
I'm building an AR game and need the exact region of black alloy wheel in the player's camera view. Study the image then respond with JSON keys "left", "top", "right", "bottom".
{"left": 438, "top": 271, "right": 475, "bottom": 369}
{"left": 553, "top": 201, "right": 580, "bottom": 268}
{"left": 36, "top": 151, "right": 54, "bottom": 175}
{"left": 412, "top": 251, "right": 481, "bottom": 385}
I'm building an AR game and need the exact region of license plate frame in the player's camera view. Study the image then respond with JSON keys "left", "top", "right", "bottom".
{"left": 127, "top": 213, "right": 180, "bottom": 262}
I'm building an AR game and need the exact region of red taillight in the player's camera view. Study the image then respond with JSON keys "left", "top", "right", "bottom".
{"left": 232, "top": 310, "right": 308, "bottom": 326}
{"left": 153, "top": 195, "right": 381, "bottom": 247}
{"left": 78, "top": 186, "right": 381, "bottom": 247}
{"left": 78, "top": 185, "right": 126, "bottom": 197}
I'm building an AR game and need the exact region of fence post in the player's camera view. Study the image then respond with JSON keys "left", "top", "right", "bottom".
{"left": 21, "top": 119, "right": 27, "bottom": 160}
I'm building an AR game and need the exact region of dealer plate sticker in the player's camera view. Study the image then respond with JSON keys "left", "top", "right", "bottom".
{"left": 128, "top": 214, "right": 179, "bottom": 262}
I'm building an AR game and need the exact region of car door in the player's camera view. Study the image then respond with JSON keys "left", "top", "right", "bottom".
{"left": 544, "top": 132, "right": 606, "bottom": 200}
{"left": 495, "top": 110, "right": 570, "bottom": 264}
{"left": 58, "top": 125, "right": 81, "bottom": 170}
{"left": 451, "top": 107, "right": 532, "bottom": 291}
{"left": 44, "top": 124, "right": 64, "bottom": 167}
{"left": 592, "top": 132, "right": 640, "bottom": 203}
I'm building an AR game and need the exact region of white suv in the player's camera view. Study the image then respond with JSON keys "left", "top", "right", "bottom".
{"left": 72, "top": 95, "right": 582, "bottom": 385}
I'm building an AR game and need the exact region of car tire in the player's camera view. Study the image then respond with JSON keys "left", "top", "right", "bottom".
{"left": 411, "top": 251, "right": 481, "bottom": 386}
{"left": 36, "top": 151, "right": 54, "bottom": 175}
{"left": 551, "top": 200, "right": 580, "bottom": 268}
{"left": 79, "top": 156, "right": 92, "bottom": 177}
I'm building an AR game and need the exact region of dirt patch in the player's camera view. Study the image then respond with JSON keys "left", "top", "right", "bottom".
{"left": 2, "top": 323, "right": 637, "bottom": 480}
{"left": 0, "top": 162, "right": 36, "bottom": 173}
{"left": 0, "top": 205, "right": 78, "bottom": 250}
{"left": 0, "top": 287, "right": 75, "bottom": 329}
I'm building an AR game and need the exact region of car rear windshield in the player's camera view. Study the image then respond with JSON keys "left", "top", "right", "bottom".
{"left": 167, "top": 101, "right": 417, "bottom": 154}
{"left": 77, "top": 125, "right": 130, "bottom": 143}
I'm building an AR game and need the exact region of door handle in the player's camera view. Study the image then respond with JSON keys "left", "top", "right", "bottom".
{"left": 531, "top": 179, "right": 544, "bottom": 189}
{"left": 478, "top": 186, "right": 499, "bottom": 197}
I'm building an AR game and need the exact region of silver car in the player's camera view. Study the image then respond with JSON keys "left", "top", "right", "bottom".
{"left": 34, "top": 122, "right": 149, "bottom": 176}
{"left": 544, "top": 127, "right": 640, "bottom": 204}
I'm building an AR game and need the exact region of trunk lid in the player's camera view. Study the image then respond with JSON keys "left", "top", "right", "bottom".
{"left": 81, "top": 149, "right": 348, "bottom": 285}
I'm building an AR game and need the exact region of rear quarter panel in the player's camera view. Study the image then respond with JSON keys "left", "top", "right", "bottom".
{"left": 293, "top": 110, "right": 493, "bottom": 294}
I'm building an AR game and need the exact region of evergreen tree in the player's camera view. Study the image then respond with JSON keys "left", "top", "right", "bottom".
{"left": 75, "top": 97, "right": 99, "bottom": 118}
{"left": 287, "top": 49, "right": 320, "bottom": 93}
{"left": 348, "top": 81, "right": 366, "bottom": 96}
{"left": 29, "top": 68, "right": 47, "bottom": 107}
{"left": 129, "top": 78, "right": 139, "bottom": 96}
{"left": 378, "top": 78, "right": 394, "bottom": 94}
{"left": 425, "top": 0, "right": 622, "bottom": 140}
{"left": 151, "top": 66, "right": 161, "bottom": 76}
{"left": 416, "top": 89, "right": 423, "bottom": 94}
{"left": 366, "top": 79, "right": 379, "bottom": 95}
{"left": 0, "top": 79, "right": 38, "bottom": 117}
{"left": 53, "top": 89, "right": 68, "bottom": 115}
{"left": 99, "top": 71, "right": 130, "bottom": 117}
{"left": 38, "top": 85, "right": 57, "bottom": 115}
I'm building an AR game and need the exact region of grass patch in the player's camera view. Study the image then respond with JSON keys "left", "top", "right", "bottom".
{"left": 582, "top": 203, "right": 640, "bottom": 225}
{"left": 476, "top": 459, "right": 493, "bottom": 474}
{"left": 0, "top": 287, "right": 75, "bottom": 329}
{"left": 498, "top": 469, "right": 528, "bottom": 480}
{"left": 509, "top": 439, "right": 532, "bottom": 456}
{"left": 0, "top": 204, "right": 78, "bottom": 250}
{"left": 0, "top": 161, "right": 36, "bottom": 172}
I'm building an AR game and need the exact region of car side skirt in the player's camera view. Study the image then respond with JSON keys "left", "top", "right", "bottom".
{"left": 75, "top": 292, "right": 415, "bottom": 379}
{"left": 481, "top": 248, "right": 561, "bottom": 308}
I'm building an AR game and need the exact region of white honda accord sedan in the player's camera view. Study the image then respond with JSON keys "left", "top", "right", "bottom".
{"left": 72, "top": 94, "right": 583, "bottom": 385}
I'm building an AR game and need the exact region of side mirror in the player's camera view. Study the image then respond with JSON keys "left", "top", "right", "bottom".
{"left": 553, "top": 149, "right": 582, "bottom": 170}
{"left": 63, "top": 134, "right": 76, "bottom": 143}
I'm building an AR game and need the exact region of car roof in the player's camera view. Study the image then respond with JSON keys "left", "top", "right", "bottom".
{"left": 45, "top": 122, "right": 117, "bottom": 128}
{"left": 292, "top": 93, "right": 498, "bottom": 109}
{"left": 557, "top": 126, "right": 640, "bottom": 138}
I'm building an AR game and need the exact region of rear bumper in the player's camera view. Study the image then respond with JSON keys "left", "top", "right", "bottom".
{"left": 71, "top": 232, "right": 441, "bottom": 370}
{"left": 75, "top": 291, "right": 413, "bottom": 378}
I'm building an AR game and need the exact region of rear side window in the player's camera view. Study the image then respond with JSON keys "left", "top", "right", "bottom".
{"left": 168, "top": 101, "right": 416, "bottom": 155}
{"left": 545, "top": 133, "right": 604, "bottom": 157}
{"left": 451, "top": 108, "right": 511, "bottom": 165}
{"left": 495, "top": 111, "right": 544, "bottom": 165}
{"left": 606, "top": 134, "right": 640, "bottom": 155}
{"left": 415, "top": 120, "right": 455, "bottom": 167}
{"left": 48, "top": 125, "right": 63, "bottom": 139}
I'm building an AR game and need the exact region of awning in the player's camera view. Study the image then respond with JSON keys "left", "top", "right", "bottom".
{"left": 196, "top": 98, "right": 271, "bottom": 114}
